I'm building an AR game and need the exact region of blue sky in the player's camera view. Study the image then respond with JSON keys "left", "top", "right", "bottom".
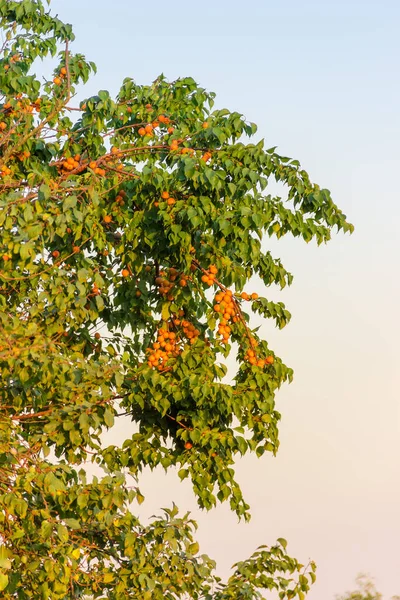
{"left": 47, "top": 0, "right": 400, "bottom": 597}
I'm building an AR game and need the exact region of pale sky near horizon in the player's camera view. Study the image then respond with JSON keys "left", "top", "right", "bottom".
{"left": 46, "top": 0, "right": 400, "bottom": 596}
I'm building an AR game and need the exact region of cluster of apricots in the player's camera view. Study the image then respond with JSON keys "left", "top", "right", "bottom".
{"left": 244, "top": 345, "right": 274, "bottom": 369}
{"left": 53, "top": 66, "right": 67, "bottom": 86}
{"left": 0, "top": 165, "right": 12, "bottom": 178}
{"left": 88, "top": 160, "right": 106, "bottom": 177}
{"left": 240, "top": 291, "right": 258, "bottom": 301}
{"left": 0, "top": 97, "right": 41, "bottom": 153}
{"left": 90, "top": 282, "right": 101, "bottom": 297}
{"left": 201, "top": 151, "right": 212, "bottom": 162}
{"left": 5, "top": 54, "right": 21, "bottom": 67}
{"left": 169, "top": 138, "right": 180, "bottom": 152}
{"left": 201, "top": 264, "right": 218, "bottom": 287}
{"left": 59, "top": 155, "right": 81, "bottom": 172}
{"left": 158, "top": 190, "right": 176, "bottom": 207}
{"left": 113, "top": 189, "right": 126, "bottom": 207}
{"left": 146, "top": 328, "right": 180, "bottom": 370}
{"left": 146, "top": 314, "right": 201, "bottom": 370}
{"left": 154, "top": 267, "right": 188, "bottom": 299}
{"left": 137, "top": 115, "right": 174, "bottom": 139}
{"left": 173, "top": 315, "right": 200, "bottom": 343}
{"left": 213, "top": 290, "right": 238, "bottom": 343}
{"left": 17, "top": 150, "right": 31, "bottom": 161}
{"left": 2, "top": 95, "right": 41, "bottom": 116}
{"left": 181, "top": 147, "right": 195, "bottom": 156}
{"left": 56, "top": 148, "right": 126, "bottom": 179}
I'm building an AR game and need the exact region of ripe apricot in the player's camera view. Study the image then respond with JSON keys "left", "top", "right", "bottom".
{"left": 94, "top": 332, "right": 101, "bottom": 340}
{"left": 138, "top": 127, "right": 146, "bottom": 136}
{"left": 2, "top": 254, "right": 10, "bottom": 261}
{"left": 0, "top": 123, "right": 6, "bottom": 131}
{"left": 121, "top": 269, "right": 130, "bottom": 278}
{"left": 266, "top": 355, "right": 274, "bottom": 364}
{"left": 179, "top": 278, "right": 187, "bottom": 287}
{"left": 161, "top": 191, "right": 170, "bottom": 199}
{"left": 251, "top": 293, "right": 259, "bottom": 300}
{"left": 167, "top": 127, "right": 174, "bottom": 134}
{"left": 145, "top": 124, "right": 153, "bottom": 134}
{"left": 184, "top": 442, "right": 193, "bottom": 450}
{"left": 60, "top": 67, "right": 67, "bottom": 75}
{"left": 103, "top": 215, "right": 112, "bottom": 224}
{"left": 53, "top": 77, "right": 61, "bottom": 85}
{"left": 89, "top": 161, "right": 97, "bottom": 169}
{"left": 167, "top": 197, "right": 176, "bottom": 206}
{"left": 72, "top": 245, "right": 80, "bottom": 253}
{"left": 202, "top": 122, "right": 209, "bottom": 129}
{"left": 52, "top": 250, "right": 60, "bottom": 258}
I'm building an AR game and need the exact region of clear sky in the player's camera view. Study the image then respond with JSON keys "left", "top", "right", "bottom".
{"left": 48, "top": 0, "right": 400, "bottom": 596}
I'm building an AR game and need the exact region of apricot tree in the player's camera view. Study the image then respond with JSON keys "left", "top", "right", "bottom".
{"left": 0, "top": 1, "right": 353, "bottom": 598}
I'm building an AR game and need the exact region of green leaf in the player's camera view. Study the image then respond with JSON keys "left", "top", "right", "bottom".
{"left": 63, "top": 518, "right": 80, "bottom": 530}
{"left": 277, "top": 537, "right": 287, "bottom": 550}
{"left": 0, "top": 573, "right": 9, "bottom": 591}
{"left": 56, "top": 524, "right": 69, "bottom": 542}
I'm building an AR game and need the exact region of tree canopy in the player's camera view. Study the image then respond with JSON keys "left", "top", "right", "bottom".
{"left": 336, "top": 574, "right": 400, "bottom": 600}
{"left": 0, "top": 1, "right": 353, "bottom": 598}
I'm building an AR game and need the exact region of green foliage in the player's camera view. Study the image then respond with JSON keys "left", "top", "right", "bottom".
{"left": 335, "top": 573, "right": 400, "bottom": 600}
{"left": 335, "top": 574, "right": 386, "bottom": 600}
{"left": 0, "top": 0, "right": 352, "bottom": 597}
